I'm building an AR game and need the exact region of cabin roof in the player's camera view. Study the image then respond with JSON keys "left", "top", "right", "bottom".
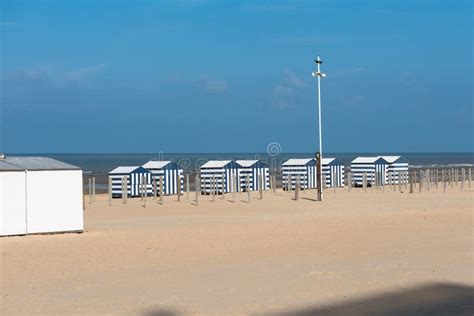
{"left": 0, "top": 156, "right": 80, "bottom": 171}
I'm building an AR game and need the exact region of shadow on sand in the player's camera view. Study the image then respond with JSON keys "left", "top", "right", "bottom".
{"left": 268, "top": 282, "right": 474, "bottom": 316}
{"left": 140, "top": 282, "right": 473, "bottom": 316}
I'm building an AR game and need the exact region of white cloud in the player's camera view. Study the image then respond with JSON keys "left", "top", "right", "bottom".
{"left": 272, "top": 70, "right": 307, "bottom": 109}
{"left": 64, "top": 63, "right": 108, "bottom": 82}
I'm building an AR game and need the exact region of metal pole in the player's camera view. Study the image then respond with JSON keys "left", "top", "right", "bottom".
{"left": 316, "top": 57, "right": 323, "bottom": 201}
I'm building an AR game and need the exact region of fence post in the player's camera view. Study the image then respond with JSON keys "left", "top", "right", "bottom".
{"left": 409, "top": 172, "right": 414, "bottom": 193}
{"left": 221, "top": 173, "right": 225, "bottom": 199}
{"left": 186, "top": 174, "right": 190, "bottom": 200}
{"left": 108, "top": 177, "right": 112, "bottom": 206}
{"left": 443, "top": 170, "right": 447, "bottom": 193}
{"left": 177, "top": 174, "right": 181, "bottom": 202}
{"left": 211, "top": 175, "right": 216, "bottom": 202}
{"left": 153, "top": 177, "right": 157, "bottom": 200}
{"left": 88, "top": 178, "right": 92, "bottom": 204}
{"left": 232, "top": 173, "right": 236, "bottom": 202}
{"left": 469, "top": 168, "right": 472, "bottom": 188}
{"left": 195, "top": 174, "right": 200, "bottom": 206}
{"left": 159, "top": 176, "right": 164, "bottom": 205}
{"left": 246, "top": 175, "right": 251, "bottom": 203}
{"left": 143, "top": 174, "right": 147, "bottom": 208}
{"left": 461, "top": 168, "right": 465, "bottom": 190}
{"left": 259, "top": 174, "right": 263, "bottom": 200}
{"left": 348, "top": 171, "right": 352, "bottom": 192}
{"left": 295, "top": 175, "right": 300, "bottom": 200}
{"left": 363, "top": 172, "right": 367, "bottom": 192}
{"left": 92, "top": 177, "right": 96, "bottom": 202}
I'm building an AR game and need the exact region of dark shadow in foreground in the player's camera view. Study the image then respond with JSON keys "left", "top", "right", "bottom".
{"left": 267, "top": 282, "right": 474, "bottom": 316}
{"left": 142, "top": 307, "right": 181, "bottom": 316}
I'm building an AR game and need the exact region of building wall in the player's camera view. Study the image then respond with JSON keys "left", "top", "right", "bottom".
{"left": 282, "top": 164, "right": 317, "bottom": 190}
{"left": 237, "top": 166, "right": 270, "bottom": 191}
{"left": 0, "top": 171, "right": 27, "bottom": 236}
{"left": 26, "top": 170, "right": 83, "bottom": 234}
{"left": 323, "top": 164, "right": 345, "bottom": 187}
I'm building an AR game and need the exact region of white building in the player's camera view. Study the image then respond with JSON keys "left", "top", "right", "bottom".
{"left": 235, "top": 160, "right": 270, "bottom": 191}
{"left": 322, "top": 158, "right": 345, "bottom": 187}
{"left": 281, "top": 158, "right": 317, "bottom": 190}
{"left": 142, "top": 160, "right": 184, "bottom": 195}
{"left": 0, "top": 156, "right": 83, "bottom": 237}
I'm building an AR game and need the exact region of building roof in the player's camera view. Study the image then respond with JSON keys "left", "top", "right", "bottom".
{"left": 200, "top": 160, "right": 234, "bottom": 168}
{"left": 235, "top": 160, "right": 259, "bottom": 167}
{"left": 351, "top": 156, "right": 389, "bottom": 164}
{"left": 0, "top": 156, "right": 80, "bottom": 171}
{"left": 379, "top": 156, "right": 406, "bottom": 163}
{"left": 282, "top": 158, "right": 315, "bottom": 166}
{"left": 142, "top": 160, "right": 172, "bottom": 169}
{"left": 109, "top": 166, "right": 140, "bottom": 174}
{"left": 322, "top": 158, "right": 342, "bottom": 165}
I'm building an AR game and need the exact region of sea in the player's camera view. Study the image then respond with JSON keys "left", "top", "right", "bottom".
{"left": 9, "top": 153, "right": 474, "bottom": 191}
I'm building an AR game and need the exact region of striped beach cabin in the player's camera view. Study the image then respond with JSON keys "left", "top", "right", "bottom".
{"left": 142, "top": 160, "right": 183, "bottom": 195}
{"left": 350, "top": 157, "right": 389, "bottom": 186}
{"left": 235, "top": 160, "right": 270, "bottom": 191}
{"left": 380, "top": 156, "right": 409, "bottom": 184}
{"left": 109, "top": 166, "right": 153, "bottom": 198}
{"left": 200, "top": 160, "right": 240, "bottom": 194}
{"left": 322, "top": 158, "right": 345, "bottom": 188}
{"left": 281, "top": 158, "right": 317, "bottom": 190}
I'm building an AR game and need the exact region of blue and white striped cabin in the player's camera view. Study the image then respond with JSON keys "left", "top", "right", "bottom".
{"left": 235, "top": 160, "right": 270, "bottom": 192}
{"left": 200, "top": 160, "right": 240, "bottom": 194}
{"left": 142, "top": 160, "right": 184, "bottom": 195}
{"left": 380, "top": 156, "right": 409, "bottom": 184}
{"left": 109, "top": 166, "right": 153, "bottom": 197}
{"left": 281, "top": 158, "right": 317, "bottom": 190}
{"left": 322, "top": 158, "right": 345, "bottom": 187}
{"left": 350, "top": 157, "right": 389, "bottom": 186}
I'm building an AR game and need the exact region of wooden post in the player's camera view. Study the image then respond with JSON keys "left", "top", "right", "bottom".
{"left": 469, "top": 168, "right": 472, "bottom": 188}
{"left": 232, "top": 173, "right": 236, "bottom": 202}
{"left": 108, "top": 177, "right": 112, "bottom": 206}
{"left": 143, "top": 174, "right": 147, "bottom": 208}
{"left": 246, "top": 175, "right": 251, "bottom": 203}
{"left": 443, "top": 169, "right": 447, "bottom": 193}
{"left": 124, "top": 176, "right": 128, "bottom": 204}
{"left": 221, "top": 173, "right": 225, "bottom": 199}
{"left": 211, "top": 175, "right": 216, "bottom": 202}
{"left": 177, "top": 175, "right": 181, "bottom": 202}
{"left": 159, "top": 176, "right": 164, "bottom": 204}
{"left": 186, "top": 175, "right": 190, "bottom": 200}
{"left": 195, "top": 174, "right": 200, "bottom": 206}
{"left": 419, "top": 170, "right": 423, "bottom": 192}
{"left": 295, "top": 175, "right": 300, "bottom": 200}
{"left": 409, "top": 172, "right": 414, "bottom": 193}
{"left": 88, "top": 178, "right": 92, "bottom": 204}
{"left": 398, "top": 172, "right": 402, "bottom": 192}
{"left": 332, "top": 169, "right": 336, "bottom": 193}
{"left": 363, "top": 172, "right": 367, "bottom": 192}
{"left": 461, "top": 168, "right": 465, "bottom": 190}
{"left": 153, "top": 177, "right": 157, "bottom": 200}
{"left": 348, "top": 171, "right": 352, "bottom": 192}
{"left": 259, "top": 174, "right": 263, "bottom": 200}
{"left": 92, "top": 177, "right": 96, "bottom": 202}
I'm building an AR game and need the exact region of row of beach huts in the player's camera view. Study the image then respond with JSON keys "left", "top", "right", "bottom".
{"left": 109, "top": 156, "right": 409, "bottom": 197}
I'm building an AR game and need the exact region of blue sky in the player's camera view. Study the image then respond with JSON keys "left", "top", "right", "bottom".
{"left": 0, "top": 0, "right": 472, "bottom": 153}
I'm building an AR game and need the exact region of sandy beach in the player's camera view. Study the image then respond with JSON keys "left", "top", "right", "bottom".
{"left": 1, "top": 187, "right": 473, "bottom": 315}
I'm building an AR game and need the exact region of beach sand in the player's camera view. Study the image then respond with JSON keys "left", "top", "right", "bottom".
{"left": 1, "top": 187, "right": 473, "bottom": 315}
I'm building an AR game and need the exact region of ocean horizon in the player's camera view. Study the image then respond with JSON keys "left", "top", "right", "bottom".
{"left": 6, "top": 152, "right": 474, "bottom": 175}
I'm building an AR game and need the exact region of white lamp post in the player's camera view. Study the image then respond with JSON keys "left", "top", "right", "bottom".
{"left": 312, "top": 55, "right": 326, "bottom": 201}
